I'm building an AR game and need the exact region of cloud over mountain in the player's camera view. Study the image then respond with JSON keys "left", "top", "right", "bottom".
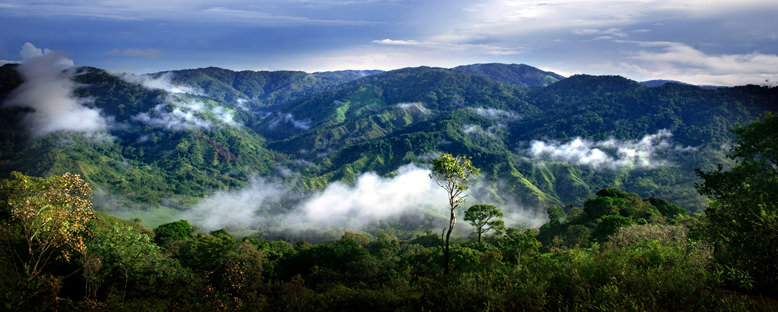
{"left": 2, "top": 42, "right": 109, "bottom": 138}
{"left": 527, "top": 130, "right": 695, "bottom": 170}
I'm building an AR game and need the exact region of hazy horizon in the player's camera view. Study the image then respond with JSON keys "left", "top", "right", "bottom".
{"left": 1, "top": 1, "right": 777, "bottom": 86}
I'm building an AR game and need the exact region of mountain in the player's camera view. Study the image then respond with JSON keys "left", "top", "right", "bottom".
{"left": 1, "top": 62, "right": 776, "bottom": 230}
{"left": 640, "top": 79, "right": 692, "bottom": 87}
{"left": 640, "top": 79, "right": 722, "bottom": 89}
{"left": 453, "top": 63, "right": 564, "bottom": 87}
{"left": 252, "top": 69, "right": 776, "bottom": 209}
{"left": 163, "top": 67, "right": 382, "bottom": 106}
{"left": 0, "top": 65, "right": 279, "bottom": 209}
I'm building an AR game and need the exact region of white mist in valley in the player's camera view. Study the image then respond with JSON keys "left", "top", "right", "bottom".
{"left": 182, "top": 163, "right": 547, "bottom": 235}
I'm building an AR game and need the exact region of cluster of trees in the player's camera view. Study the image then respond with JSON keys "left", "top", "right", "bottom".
{"left": 1, "top": 114, "right": 777, "bottom": 310}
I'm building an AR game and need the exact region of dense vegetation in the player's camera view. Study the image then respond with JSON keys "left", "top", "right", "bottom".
{"left": 1, "top": 62, "right": 777, "bottom": 309}
{"left": 2, "top": 113, "right": 777, "bottom": 310}
{"left": 2, "top": 63, "right": 776, "bottom": 218}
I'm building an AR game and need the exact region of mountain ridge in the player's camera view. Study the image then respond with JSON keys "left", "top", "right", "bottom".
{"left": 1, "top": 62, "right": 776, "bottom": 229}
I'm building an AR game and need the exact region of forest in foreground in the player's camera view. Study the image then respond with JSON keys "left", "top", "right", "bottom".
{"left": 1, "top": 112, "right": 776, "bottom": 311}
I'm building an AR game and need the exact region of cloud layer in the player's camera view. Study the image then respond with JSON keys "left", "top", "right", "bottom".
{"left": 527, "top": 129, "right": 695, "bottom": 170}
{"left": 2, "top": 42, "right": 109, "bottom": 138}
{"left": 182, "top": 163, "right": 545, "bottom": 233}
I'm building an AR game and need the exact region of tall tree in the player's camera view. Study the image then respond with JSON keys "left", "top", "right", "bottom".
{"left": 430, "top": 153, "right": 479, "bottom": 274}
{"left": 696, "top": 112, "right": 778, "bottom": 293}
{"left": 0, "top": 172, "right": 94, "bottom": 281}
{"left": 464, "top": 204, "right": 505, "bottom": 242}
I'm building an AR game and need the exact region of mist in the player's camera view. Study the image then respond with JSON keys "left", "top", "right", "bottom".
{"left": 527, "top": 129, "right": 696, "bottom": 170}
{"left": 181, "top": 163, "right": 547, "bottom": 236}
{"left": 3, "top": 43, "right": 109, "bottom": 138}
{"left": 119, "top": 72, "right": 200, "bottom": 95}
{"left": 470, "top": 107, "right": 519, "bottom": 120}
{"left": 463, "top": 124, "right": 499, "bottom": 139}
{"left": 130, "top": 93, "right": 237, "bottom": 130}
{"left": 396, "top": 102, "right": 429, "bottom": 114}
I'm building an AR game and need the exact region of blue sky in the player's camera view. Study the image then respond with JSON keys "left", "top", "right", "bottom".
{"left": 1, "top": 0, "right": 777, "bottom": 86}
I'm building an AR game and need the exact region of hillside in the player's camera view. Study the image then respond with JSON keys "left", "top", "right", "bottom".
{"left": 164, "top": 67, "right": 382, "bottom": 106}
{"left": 454, "top": 63, "right": 564, "bottom": 87}
{"left": 1, "top": 62, "right": 776, "bottom": 230}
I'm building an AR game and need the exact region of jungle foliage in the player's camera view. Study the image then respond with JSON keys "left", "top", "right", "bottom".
{"left": 1, "top": 170, "right": 775, "bottom": 311}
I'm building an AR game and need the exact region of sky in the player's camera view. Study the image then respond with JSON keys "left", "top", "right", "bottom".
{"left": 1, "top": 0, "right": 777, "bottom": 86}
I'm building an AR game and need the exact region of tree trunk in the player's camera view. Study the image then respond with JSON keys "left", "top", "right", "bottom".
{"left": 444, "top": 206, "right": 456, "bottom": 275}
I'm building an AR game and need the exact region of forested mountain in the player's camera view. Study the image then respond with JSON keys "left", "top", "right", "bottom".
{"left": 0, "top": 62, "right": 776, "bottom": 229}
{"left": 0, "top": 65, "right": 279, "bottom": 209}
{"left": 3, "top": 61, "right": 778, "bottom": 310}
{"left": 454, "top": 63, "right": 564, "bottom": 87}
{"left": 163, "top": 67, "right": 383, "bottom": 106}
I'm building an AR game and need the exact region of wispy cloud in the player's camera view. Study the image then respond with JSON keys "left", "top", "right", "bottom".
{"left": 572, "top": 27, "right": 628, "bottom": 39}
{"left": 0, "top": 0, "right": 376, "bottom": 25}
{"left": 2, "top": 42, "right": 109, "bottom": 138}
{"left": 131, "top": 95, "right": 238, "bottom": 130}
{"left": 265, "top": 112, "right": 312, "bottom": 130}
{"left": 120, "top": 72, "right": 200, "bottom": 94}
{"left": 612, "top": 40, "right": 778, "bottom": 86}
{"left": 527, "top": 130, "right": 696, "bottom": 170}
{"left": 182, "top": 163, "right": 546, "bottom": 232}
{"left": 132, "top": 103, "right": 211, "bottom": 131}
{"left": 470, "top": 107, "right": 519, "bottom": 121}
{"left": 395, "top": 102, "right": 429, "bottom": 114}
{"left": 373, "top": 37, "right": 522, "bottom": 56}
{"left": 373, "top": 38, "right": 421, "bottom": 46}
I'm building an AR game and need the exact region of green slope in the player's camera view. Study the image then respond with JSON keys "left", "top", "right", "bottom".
{"left": 1, "top": 63, "right": 776, "bottom": 221}
{"left": 165, "top": 67, "right": 381, "bottom": 106}
{"left": 0, "top": 66, "right": 279, "bottom": 211}
{"left": 453, "top": 63, "right": 564, "bottom": 87}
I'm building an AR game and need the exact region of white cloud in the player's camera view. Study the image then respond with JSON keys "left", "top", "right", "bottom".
{"left": 372, "top": 37, "right": 523, "bottom": 56}
{"left": 286, "top": 164, "right": 445, "bottom": 228}
{"left": 527, "top": 129, "right": 695, "bottom": 170}
{"left": 396, "top": 102, "right": 428, "bottom": 114}
{"left": 182, "top": 163, "right": 546, "bottom": 232}
{"left": 470, "top": 107, "right": 518, "bottom": 120}
{"left": 464, "top": 124, "right": 504, "bottom": 140}
{"left": 0, "top": 0, "right": 374, "bottom": 25}
{"left": 132, "top": 96, "right": 237, "bottom": 130}
{"left": 267, "top": 113, "right": 312, "bottom": 130}
{"left": 2, "top": 42, "right": 109, "bottom": 138}
{"left": 133, "top": 103, "right": 211, "bottom": 131}
{"left": 120, "top": 72, "right": 200, "bottom": 94}
{"left": 573, "top": 27, "right": 627, "bottom": 38}
{"left": 182, "top": 176, "right": 289, "bottom": 230}
{"left": 588, "top": 41, "right": 778, "bottom": 86}
{"left": 373, "top": 38, "right": 421, "bottom": 46}
{"left": 119, "top": 73, "right": 243, "bottom": 127}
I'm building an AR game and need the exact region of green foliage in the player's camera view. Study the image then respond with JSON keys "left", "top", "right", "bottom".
{"left": 430, "top": 152, "right": 480, "bottom": 274}
{"left": 546, "top": 205, "right": 565, "bottom": 224}
{"left": 166, "top": 67, "right": 380, "bottom": 106}
{"left": 3, "top": 64, "right": 776, "bottom": 216}
{"left": 593, "top": 215, "right": 633, "bottom": 242}
{"left": 464, "top": 204, "right": 505, "bottom": 242}
{"left": 495, "top": 227, "right": 541, "bottom": 266}
{"left": 454, "top": 63, "right": 564, "bottom": 87}
{"left": 154, "top": 219, "right": 197, "bottom": 246}
{"left": 539, "top": 188, "right": 687, "bottom": 249}
{"left": 85, "top": 224, "right": 184, "bottom": 301}
{"left": 0, "top": 172, "right": 94, "bottom": 280}
{"left": 696, "top": 112, "right": 778, "bottom": 293}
